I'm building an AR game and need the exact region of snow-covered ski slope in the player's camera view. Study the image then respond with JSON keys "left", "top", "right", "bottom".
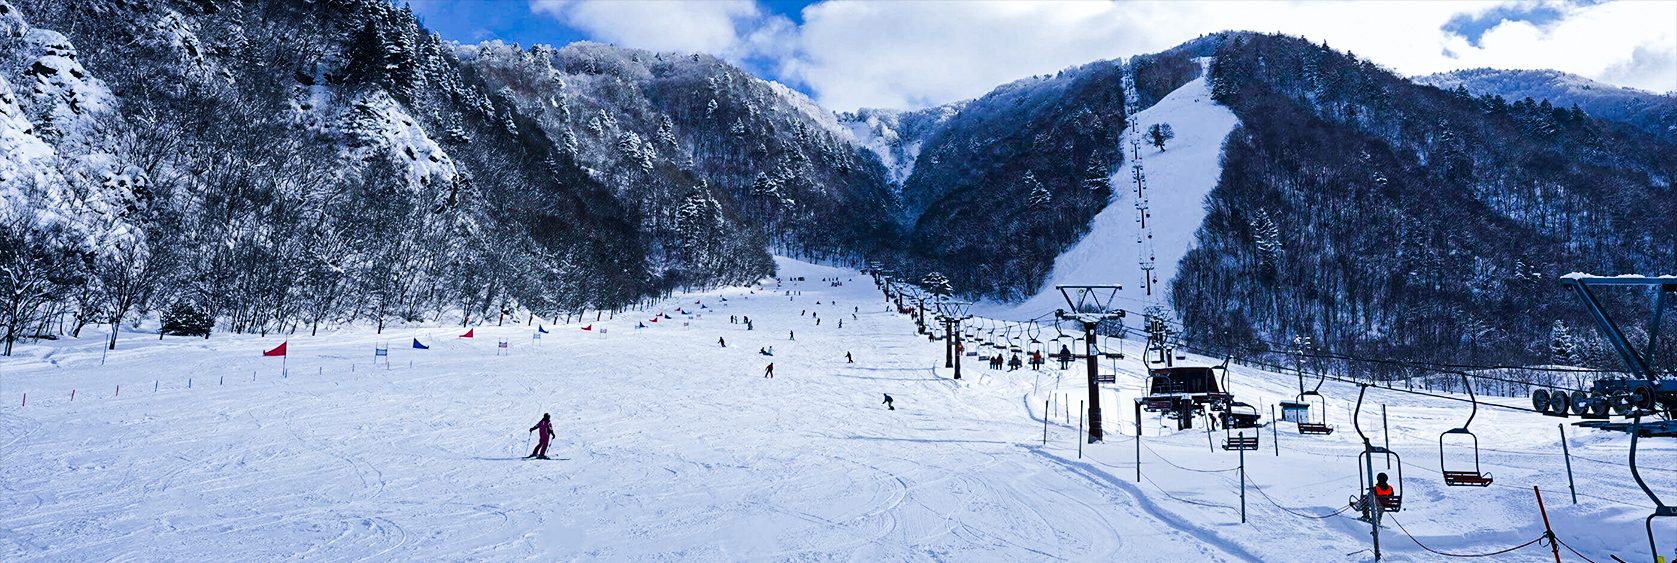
{"left": 3, "top": 256, "right": 1669, "bottom": 562}
{"left": 977, "top": 58, "right": 1236, "bottom": 321}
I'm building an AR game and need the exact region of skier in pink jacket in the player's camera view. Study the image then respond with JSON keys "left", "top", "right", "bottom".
{"left": 527, "top": 413, "right": 555, "bottom": 459}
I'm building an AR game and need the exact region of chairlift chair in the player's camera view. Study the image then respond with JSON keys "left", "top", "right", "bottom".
{"left": 1294, "top": 370, "right": 1335, "bottom": 435}
{"left": 1440, "top": 373, "right": 1494, "bottom": 487}
{"left": 1027, "top": 321, "right": 1043, "bottom": 355}
{"left": 1351, "top": 385, "right": 1404, "bottom": 513}
{"left": 1222, "top": 402, "right": 1261, "bottom": 451}
{"left": 1296, "top": 391, "right": 1335, "bottom": 435}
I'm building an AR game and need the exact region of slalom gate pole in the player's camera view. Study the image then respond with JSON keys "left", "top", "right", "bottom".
{"left": 154, "top": 381, "right": 158, "bottom": 392}
{"left": 1558, "top": 424, "right": 1577, "bottom": 505}
{"left": 70, "top": 390, "right": 74, "bottom": 401}
{"left": 1534, "top": 487, "right": 1561, "bottom": 563}
{"left": 115, "top": 385, "right": 119, "bottom": 397}
{"left": 1272, "top": 404, "right": 1279, "bottom": 456}
{"left": 20, "top": 393, "right": 24, "bottom": 406}
{"left": 1043, "top": 400, "right": 1049, "bottom": 446}
{"left": 1078, "top": 401, "right": 1084, "bottom": 459}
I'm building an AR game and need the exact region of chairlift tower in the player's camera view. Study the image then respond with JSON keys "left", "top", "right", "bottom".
{"left": 1121, "top": 63, "right": 1158, "bottom": 298}
{"left": 1056, "top": 285, "right": 1125, "bottom": 443}
{"left": 935, "top": 299, "right": 973, "bottom": 379}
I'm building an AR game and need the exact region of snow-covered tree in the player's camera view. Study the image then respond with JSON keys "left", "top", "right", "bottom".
{"left": 921, "top": 272, "right": 954, "bottom": 297}
{"left": 1549, "top": 320, "right": 1576, "bottom": 366}
{"left": 1025, "top": 171, "right": 1051, "bottom": 209}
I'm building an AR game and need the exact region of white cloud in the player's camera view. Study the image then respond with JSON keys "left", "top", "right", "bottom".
{"left": 529, "top": 0, "right": 766, "bottom": 57}
{"left": 530, "top": 1, "right": 1677, "bottom": 110}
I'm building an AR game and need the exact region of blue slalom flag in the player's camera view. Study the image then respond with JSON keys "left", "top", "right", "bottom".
{"left": 413, "top": 339, "right": 429, "bottom": 349}
{"left": 538, "top": 325, "right": 549, "bottom": 333}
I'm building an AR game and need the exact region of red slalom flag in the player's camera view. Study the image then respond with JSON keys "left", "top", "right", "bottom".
{"left": 650, "top": 317, "right": 658, "bottom": 323}
{"left": 461, "top": 329, "right": 474, "bottom": 338}
{"left": 581, "top": 325, "right": 592, "bottom": 331}
{"left": 263, "top": 342, "right": 287, "bottom": 357}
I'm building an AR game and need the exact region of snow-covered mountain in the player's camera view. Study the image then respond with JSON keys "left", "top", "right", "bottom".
{"left": 3, "top": 0, "right": 1671, "bottom": 375}
{"left": 1416, "top": 68, "right": 1677, "bottom": 140}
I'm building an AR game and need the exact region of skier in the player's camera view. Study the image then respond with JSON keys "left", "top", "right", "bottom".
{"left": 527, "top": 413, "right": 555, "bottom": 459}
{"left": 764, "top": 363, "right": 775, "bottom": 378}
{"left": 882, "top": 394, "right": 894, "bottom": 410}
{"left": 1008, "top": 354, "right": 1022, "bottom": 371}
{"left": 846, "top": 352, "right": 853, "bottom": 363}
{"left": 718, "top": 337, "right": 726, "bottom": 347}
{"left": 1058, "top": 345, "right": 1073, "bottom": 370}
{"left": 790, "top": 330, "right": 795, "bottom": 341}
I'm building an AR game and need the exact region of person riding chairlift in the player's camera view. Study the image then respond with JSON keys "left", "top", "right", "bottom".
{"left": 1372, "top": 472, "right": 1396, "bottom": 507}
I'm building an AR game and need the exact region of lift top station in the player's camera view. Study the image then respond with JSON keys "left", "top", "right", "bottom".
{"left": 1533, "top": 275, "right": 1677, "bottom": 435}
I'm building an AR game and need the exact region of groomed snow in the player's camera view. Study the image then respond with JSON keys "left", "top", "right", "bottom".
{"left": 978, "top": 59, "right": 1237, "bottom": 323}
{"left": 2, "top": 256, "right": 1666, "bottom": 562}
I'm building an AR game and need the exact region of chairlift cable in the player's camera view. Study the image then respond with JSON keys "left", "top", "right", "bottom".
{"left": 1388, "top": 516, "right": 1545, "bottom": 558}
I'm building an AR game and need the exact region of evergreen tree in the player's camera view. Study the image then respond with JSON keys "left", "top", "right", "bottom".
{"left": 342, "top": 19, "right": 387, "bottom": 87}
{"left": 1081, "top": 161, "right": 1110, "bottom": 194}
{"left": 1252, "top": 208, "right": 1282, "bottom": 284}
{"left": 160, "top": 301, "right": 214, "bottom": 338}
{"left": 1549, "top": 320, "right": 1576, "bottom": 366}
{"left": 921, "top": 272, "right": 954, "bottom": 297}
{"left": 1026, "top": 171, "right": 1052, "bottom": 209}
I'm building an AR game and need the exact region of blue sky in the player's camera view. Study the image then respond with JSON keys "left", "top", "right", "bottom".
{"left": 408, "top": 1, "right": 1676, "bottom": 111}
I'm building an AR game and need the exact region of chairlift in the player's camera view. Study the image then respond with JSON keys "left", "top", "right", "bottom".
{"left": 1351, "top": 384, "right": 1404, "bottom": 514}
{"left": 1440, "top": 372, "right": 1494, "bottom": 487}
{"left": 1026, "top": 320, "right": 1045, "bottom": 356}
{"left": 1628, "top": 413, "right": 1677, "bottom": 563}
{"left": 1290, "top": 370, "right": 1335, "bottom": 435}
{"left": 1222, "top": 402, "right": 1261, "bottom": 450}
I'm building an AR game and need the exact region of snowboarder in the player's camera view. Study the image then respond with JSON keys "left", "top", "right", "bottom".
{"left": 527, "top": 413, "right": 555, "bottom": 459}
{"left": 718, "top": 337, "right": 726, "bottom": 347}
{"left": 764, "top": 363, "right": 775, "bottom": 378}
{"left": 789, "top": 330, "right": 795, "bottom": 341}
{"left": 846, "top": 352, "right": 853, "bottom": 363}
{"left": 882, "top": 394, "right": 894, "bottom": 410}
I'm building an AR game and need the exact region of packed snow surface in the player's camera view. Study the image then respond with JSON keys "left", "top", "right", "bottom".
{"left": 978, "top": 59, "right": 1237, "bottom": 322}
{"left": 2, "top": 256, "right": 1668, "bottom": 561}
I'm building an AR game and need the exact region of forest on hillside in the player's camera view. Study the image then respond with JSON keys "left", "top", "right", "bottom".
{"left": 1173, "top": 33, "right": 1677, "bottom": 372}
